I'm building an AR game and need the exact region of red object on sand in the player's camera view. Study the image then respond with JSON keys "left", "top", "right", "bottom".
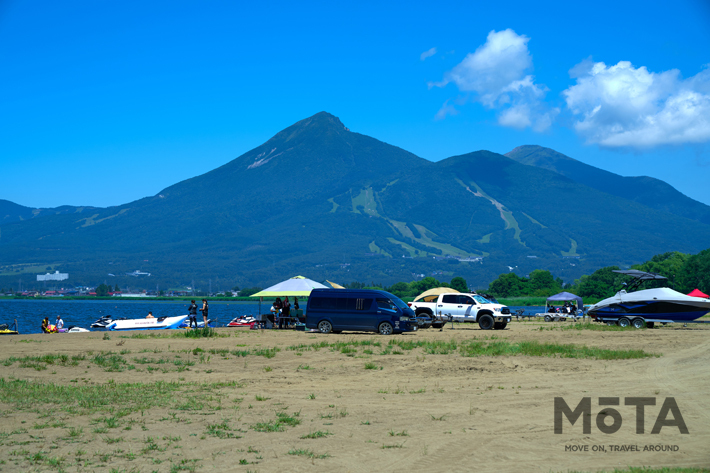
{"left": 687, "top": 288, "right": 709, "bottom": 298}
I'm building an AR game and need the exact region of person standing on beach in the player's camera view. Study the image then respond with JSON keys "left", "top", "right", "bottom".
{"left": 188, "top": 300, "right": 198, "bottom": 328}
{"left": 199, "top": 299, "right": 209, "bottom": 327}
{"left": 281, "top": 296, "right": 291, "bottom": 329}
{"left": 272, "top": 297, "right": 282, "bottom": 329}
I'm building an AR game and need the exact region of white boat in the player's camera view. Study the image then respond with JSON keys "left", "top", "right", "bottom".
{"left": 107, "top": 315, "right": 188, "bottom": 331}
{"left": 65, "top": 326, "right": 90, "bottom": 333}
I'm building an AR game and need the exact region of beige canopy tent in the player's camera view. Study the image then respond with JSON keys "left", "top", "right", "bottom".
{"left": 413, "top": 287, "right": 459, "bottom": 303}
{"left": 250, "top": 276, "right": 328, "bottom": 316}
{"left": 250, "top": 276, "right": 327, "bottom": 298}
{"left": 326, "top": 280, "right": 345, "bottom": 289}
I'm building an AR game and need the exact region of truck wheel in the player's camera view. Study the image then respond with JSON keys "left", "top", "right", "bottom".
{"left": 617, "top": 317, "right": 631, "bottom": 328}
{"left": 378, "top": 322, "right": 394, "bottom": 335}
{"left": 478, "top": 315, "right": 494, "bottom": 330}
{"left": 318, "top": 320, "right": 333, "bottom": 334}
{"left": 631, "top": 318, "right": 645, "bottom": 329}
{"left": 494, "top": 322, "right": 507, "bottom": 330}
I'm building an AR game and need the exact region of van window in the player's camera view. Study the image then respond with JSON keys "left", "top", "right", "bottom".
{"left": 310, "top": 296, "right": 372, "bottom": 311}
{"left": 376, "top": 298, "right": 396, "bottom": 310}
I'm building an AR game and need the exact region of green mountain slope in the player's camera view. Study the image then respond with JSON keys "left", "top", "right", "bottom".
{"left": 505, "top": 145, "right": 710, "bottom": 225}
{"left": 1, "top": 114, "right": 710, "bottom": 290}
{"left": 0, "top": 199, "right": 96, "bottom": 225}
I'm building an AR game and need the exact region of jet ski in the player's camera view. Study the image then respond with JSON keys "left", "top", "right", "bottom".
{"left": 0, "top": 320, "right": 19, "bottom": 335}
{"left": 178, "top": 319, "right": 215, "bottom": 329}
{"left": 90, "top": 315, "right": 125, "bottom": 329}
{"left": 227, "top": 316, "right": 258, "bottom": 328}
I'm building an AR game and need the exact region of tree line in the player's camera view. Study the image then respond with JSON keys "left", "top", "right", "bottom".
{"left": 321, "top": 248, "right": 710, "bottom": 302}
{"left": 486, "top": 249, "right": 710, "bottom": 300}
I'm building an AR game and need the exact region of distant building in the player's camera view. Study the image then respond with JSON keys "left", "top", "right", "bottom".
{"left": 37, "top": 271, "right": 68, "bottom": 282}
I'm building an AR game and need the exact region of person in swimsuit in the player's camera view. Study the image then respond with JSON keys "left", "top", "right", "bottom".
{"left": 199, "top": 299, "right": 209, "bottom": 327}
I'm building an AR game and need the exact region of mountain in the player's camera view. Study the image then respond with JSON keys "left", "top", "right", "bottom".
{"left": 505, "top": 145, "right": 710, "bottom": 226}
{"left": 0, "top": 199, "right": 96, "bottom": 225}
{"left": 2, "top": 113, "right": 710, "bottom": 291}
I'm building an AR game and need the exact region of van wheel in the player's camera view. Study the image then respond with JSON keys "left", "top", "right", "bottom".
{"left": 318, "top": 320, "right": 333, "bottom": 334}
{"left": 378, "top": 322, "right": 393, "bottom": 335}
{"left": 631, "top": 318, "right": 645, "bottom": 329}
{"left": 478, "top": 315, "right": 494, "bottom": 330}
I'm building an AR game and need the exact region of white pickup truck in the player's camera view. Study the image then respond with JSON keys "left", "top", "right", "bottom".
{"left": 408, "top": 292, "right": 511, "bottom": 330}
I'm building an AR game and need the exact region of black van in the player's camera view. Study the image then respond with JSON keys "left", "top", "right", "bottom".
{"left": 305, "top": 289, "right": 417, "bottom": 335}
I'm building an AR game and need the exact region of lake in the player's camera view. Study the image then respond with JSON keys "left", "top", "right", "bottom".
{"left": 0, "top": 299, "right": 265, "bottom": 334}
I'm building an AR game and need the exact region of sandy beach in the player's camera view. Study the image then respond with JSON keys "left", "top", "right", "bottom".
{"left": 0, "top": 321, "right": 708, "bottom": 472}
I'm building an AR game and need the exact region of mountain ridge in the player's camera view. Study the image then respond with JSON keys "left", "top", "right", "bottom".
{"left": 505, "top": 145, "right": 710, "bottom": 225}
{"left": 1, "top": 112, "right": 709, "bottom": 290}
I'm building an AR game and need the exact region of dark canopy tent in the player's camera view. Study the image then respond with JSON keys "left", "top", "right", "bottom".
{"left": 546, "top": 292, "right": 583, "bottom": 313}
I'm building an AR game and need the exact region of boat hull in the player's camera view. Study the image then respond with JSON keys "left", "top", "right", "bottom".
{"left": 589, "top": 302, "right": 709, "bottom": 322}
{"left": 107, "top": 315, "right": 188, "bottom": 331}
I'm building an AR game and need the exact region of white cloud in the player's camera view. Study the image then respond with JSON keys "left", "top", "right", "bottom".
{"left": 432, "top": 29, "right": 555, "bottom": 131}
{"left": 420, "top": 47, "right": 437, "bottom": 61}
{"left": 563, "top": 61, "right": 710, "bottom": 147}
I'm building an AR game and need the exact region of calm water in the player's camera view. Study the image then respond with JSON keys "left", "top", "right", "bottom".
{"left": 0, "top": 300, "right": 264, "bottom": 334}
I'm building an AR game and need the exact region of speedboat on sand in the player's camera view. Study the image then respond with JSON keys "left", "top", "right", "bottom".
{"left": 588, "top": 270, "right": 710, "bottom": 326}
{"left": 107, "top": 315, "right": 188, "bottom": 331}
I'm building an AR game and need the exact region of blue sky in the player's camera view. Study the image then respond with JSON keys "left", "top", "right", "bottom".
{"left": 2, "top": 0, "right": 710, "bottom": 208}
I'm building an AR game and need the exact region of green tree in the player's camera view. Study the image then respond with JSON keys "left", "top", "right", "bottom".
{"left": 574, "top": 266, "right": 621, "bottom": 299}
{"left": 449, "top": 277, "right": 468, "bottom": 293}
{"left": 528, "top": 270, "right": 561, "bottom": 296}
{"left": 114, "top": 284, "right": 121, "bottom": 292}
{"left": 239, "top": 287, "right": 263, "bottom": 297}
{"left": 95, "top": 284, "right": 110, "bottom": 297}
{"left": 678, "top": 248, "right": 710, "bottom": 294}
{"left": 387, "top": 281, "right": 411, "bottom": 298}
{"left": 633, "top": 251, "right": 689, "bottom": 290}
{"left": 488, "top": 273, "right": 527, "bottom": 298}
{"left": 409, "top": 277, "right": 447, "bottom": 296}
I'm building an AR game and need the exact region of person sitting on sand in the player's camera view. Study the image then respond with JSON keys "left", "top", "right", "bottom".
{"left": 41, "top": 317, "right": 50, "bottom": 333}
{"left": 146, "top": 311, "right": 154, "bottom": 319}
